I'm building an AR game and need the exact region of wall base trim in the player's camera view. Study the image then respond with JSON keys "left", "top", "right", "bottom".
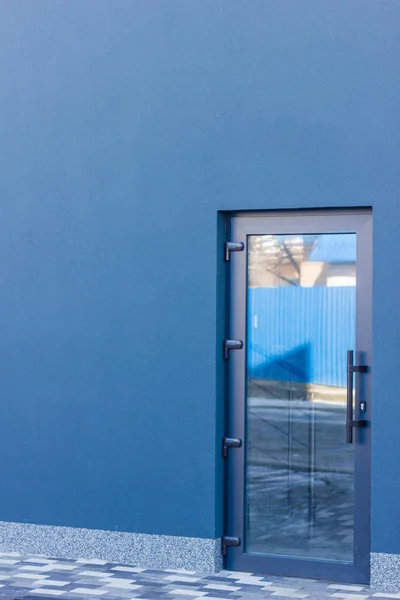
{"left": 371, "top": 552, "right": 400, "bottom": 592}
{"left": 0, "top": 521, "right": 223, "bottom": 574}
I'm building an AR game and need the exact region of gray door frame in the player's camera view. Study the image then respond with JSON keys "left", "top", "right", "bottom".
{"left": 225, "top": 209, "right": 372, "bottom": 583}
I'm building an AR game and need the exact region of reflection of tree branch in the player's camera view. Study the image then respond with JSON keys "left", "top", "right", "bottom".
{"left": 264, "top": 267, "right": 299, "bottom": 287}
{"left": 283, "top": 242, "right": 301, "bottom": 278}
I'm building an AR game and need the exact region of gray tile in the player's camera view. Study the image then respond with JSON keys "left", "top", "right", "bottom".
{"left": 0, "top": 551, "right": 397, "bottom": 600}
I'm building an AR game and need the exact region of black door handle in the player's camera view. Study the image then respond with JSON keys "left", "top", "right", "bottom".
{"left": 346, "top": 350, "right": 368, "bottom": 444}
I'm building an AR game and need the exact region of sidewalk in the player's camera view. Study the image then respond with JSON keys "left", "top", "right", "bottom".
{"left": 0, "top": 552, "right": 395, "bottom": 600}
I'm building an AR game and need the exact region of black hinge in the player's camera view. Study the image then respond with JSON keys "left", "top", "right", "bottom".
{"left": 222, "top": 437, "right": 242, "bottom": 459}
{"left": 221, "top": 536, "right": 241, "bottom": 556}
{"left": 223, "top": 339, "right": 243, "bottom": 360}
{"left": 225, "top": 241, "right": 244, "bottom": 261}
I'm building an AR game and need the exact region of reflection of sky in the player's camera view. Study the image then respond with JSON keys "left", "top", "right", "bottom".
{"left": 309, "top": 234, "right": 356, "bottom": 263}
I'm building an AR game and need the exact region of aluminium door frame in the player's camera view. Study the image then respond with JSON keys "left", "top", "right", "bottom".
{"left": 225, "top": 209, "right": 372, "bottom": 583}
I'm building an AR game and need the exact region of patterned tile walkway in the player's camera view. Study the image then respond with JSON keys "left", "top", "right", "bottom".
{"left": 0, "top": 552, "right": 396, "bottom": 600}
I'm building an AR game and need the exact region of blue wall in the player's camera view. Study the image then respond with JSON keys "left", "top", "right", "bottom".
{"left": 0, "top": 1, "right": 399, "bottom": 551}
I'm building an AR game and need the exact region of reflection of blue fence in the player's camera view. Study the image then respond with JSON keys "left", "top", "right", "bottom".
{"left": 248, "top": 287, "right": 356, "bottom": 387}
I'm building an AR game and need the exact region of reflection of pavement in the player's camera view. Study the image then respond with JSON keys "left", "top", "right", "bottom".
{"left": 246, "top": 396, "right": 354, "bottom": 562}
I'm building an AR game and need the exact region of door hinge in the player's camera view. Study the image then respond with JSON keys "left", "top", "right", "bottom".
{"left": 225, "top": 241, "right": 244, "bottom": 261}
{"left": 222, "top": 436, "right": 242, "bottom": 459}
{"left": 223, "top": 339, "right": 243, "bottom": 359}
{"left": 221, "top": 536, "right": 241, "bottom": 556}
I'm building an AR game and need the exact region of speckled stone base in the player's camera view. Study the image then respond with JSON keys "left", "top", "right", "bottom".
{"left": 371, "top": 552, "right": 400, "bottom": 592}
{"left": 0, "top": 521, "right": 223, "bottom": 574}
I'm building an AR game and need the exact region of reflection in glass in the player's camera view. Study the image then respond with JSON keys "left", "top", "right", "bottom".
{"left": 245, "top": 234, "right": 356, "bottom": 562}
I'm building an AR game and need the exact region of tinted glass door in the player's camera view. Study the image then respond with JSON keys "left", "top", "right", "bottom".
{"left": 226, "top": 211, "right": 371, "bottom": 583}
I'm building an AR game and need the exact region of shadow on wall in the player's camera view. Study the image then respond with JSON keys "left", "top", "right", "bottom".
{"left": 251, "top": 343, "right": 310, "bottom": 382}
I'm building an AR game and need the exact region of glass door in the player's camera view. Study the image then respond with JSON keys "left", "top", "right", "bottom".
{"left": 226, "top": 211, "right": 372, "bottom": 583}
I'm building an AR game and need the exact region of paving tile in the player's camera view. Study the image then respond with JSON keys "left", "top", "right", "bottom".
{"left": 164, "top": 576, "right": 201, "bottom": 583}
{"left": 192, "top": 597, "right": 231, "bottom": 600}
{"left": 16, "top": 575, "right": 51, "bottom": 581}
{"left": 44, "top": 566, "right": 78, "bottom": 573}
{"left": 100, "top": 578, "right": 136, "bottom": 583}
{"left": 80, "top": 571, "right": 115, "bottom": 578}
{"left": 330, "top": 595, "right": 370, "bottom": 600}
{"left": 73, "top": 580, "right": 112, "bottom": 587}
{"left": 263, "top": 586, "right": 309, "bottom": 598}
{"left": 0, "top": 552, "right": 399, "bottom": 600}
{"left": 284, "top": 578, "right": 319, "bottom": 583}
{"left": 103, "top": 582, "right": 142, "bottom": 590}
{"left": 29, "top": 589, "right": 66, "bottom": 596}
{"left": 137, "top": 590, "right": 171, "bottom": 600}
{"left": 69, "top": 588, "right": 108, "bottom": 596}
{"left": 20, "top": 566, "right": 55, "bottom": 573}
{"left": 168, "top": 590, "right": 208, "bottom": 597}
{"left": 31, "top": 581, "right": 69, "bottom": 587}
{"left": 203, "top": 583, "right": 242, "bottom": 591}
{"left": 106, "top": 572, "right": 142, "bottom": 581}
{"left": 164, "top": 571, "right": 198, "bottom": 575}
{"left": 328, "top": 585, "right": 367, "bottom": 592}
{"left": 23, "top": 559, "right": 57, "bottom": 565}
{"left": 7, "top": 582, "right": 34, "bottom": 589}
{"left": 76, "top": 559, "right": 108, "bottom": 566}
{"left": 226, "top": 577, "right": 266, "bottom": 586}
{"left": 111, "top": 567, "right": 146, "bottom": 574}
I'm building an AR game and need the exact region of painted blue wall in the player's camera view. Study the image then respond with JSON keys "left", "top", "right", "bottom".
{"left": 0, "top": 1, "right": 399, "bottom": 550}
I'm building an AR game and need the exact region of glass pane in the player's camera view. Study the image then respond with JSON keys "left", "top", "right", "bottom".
{"left": 245, "top": 233, "right": 356, "bottom": 562}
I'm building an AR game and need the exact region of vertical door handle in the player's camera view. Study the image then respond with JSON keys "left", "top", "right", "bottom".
{"left": 346, "top": 350, "right": 368, "bottom": 443}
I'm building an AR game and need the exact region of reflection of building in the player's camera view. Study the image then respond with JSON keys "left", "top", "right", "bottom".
{"left": 248, "top": 234, "right": 356, "bottom": 288}
{"left": 248, "top": 234, "right": 356, "bottom": 389}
